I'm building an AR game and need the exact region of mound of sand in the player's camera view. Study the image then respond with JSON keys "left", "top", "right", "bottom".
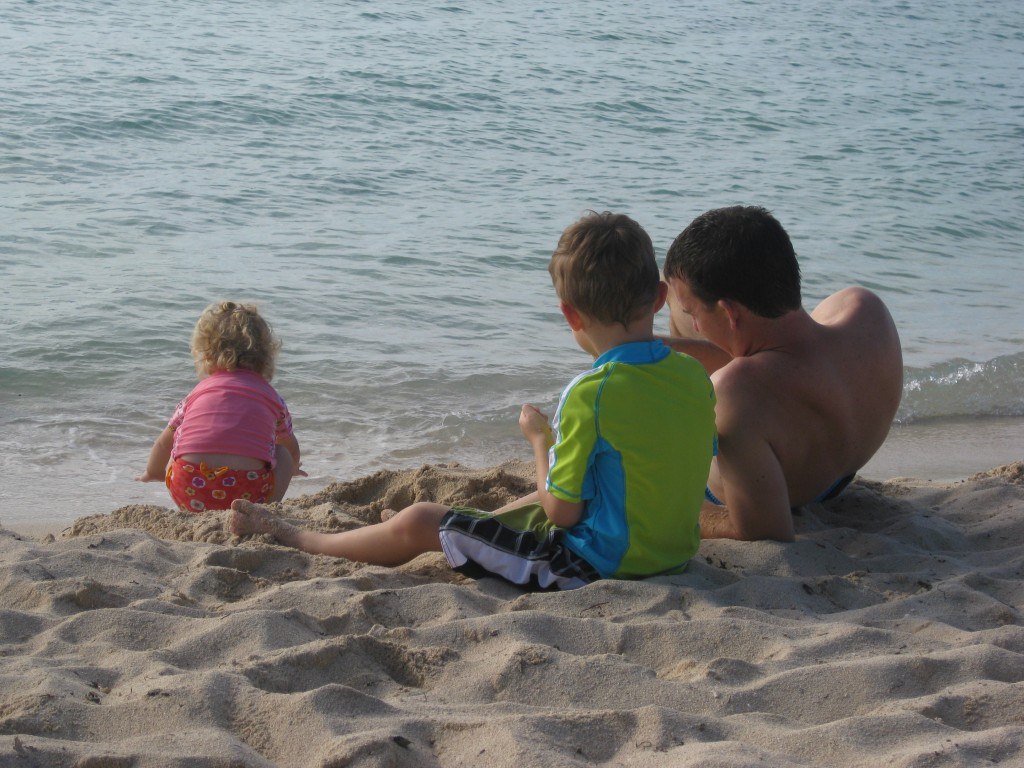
{"left": 1, "top": 461, "right": 1021, "bottom": 766}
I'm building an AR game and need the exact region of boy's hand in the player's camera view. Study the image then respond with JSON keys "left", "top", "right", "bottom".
{"left": 519, "top": 404, "right": 554, "bottom": 447}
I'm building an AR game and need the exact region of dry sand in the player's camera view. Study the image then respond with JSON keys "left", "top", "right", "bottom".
{"left": 1, "top": 459, "right": 1022, "bottom": 767}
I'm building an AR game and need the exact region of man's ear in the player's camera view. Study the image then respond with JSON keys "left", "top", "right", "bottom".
{"left": 560, "top": 301, "right": 585, "bottom": 331}
{"left": 719, "top": 299, "right": 741, "bottom": 329}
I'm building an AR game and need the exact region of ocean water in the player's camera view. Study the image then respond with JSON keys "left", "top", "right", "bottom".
{"left": 2, "top": 0, "right": 1022, "bottom": 528}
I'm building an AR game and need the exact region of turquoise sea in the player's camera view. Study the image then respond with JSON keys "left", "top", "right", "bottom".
{"left": 2, "top": 0, "right": 1023, "bottom": 528}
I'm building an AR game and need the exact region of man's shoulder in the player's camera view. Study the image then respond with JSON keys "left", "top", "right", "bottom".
{"left": 711, "top": 353, "right": 769, "bottom": 394}
{"left": 812, "top": 286, "right": 894, "bottom": 327}
{"left": 710, "top": 357, "right": 769, "bottom": 423}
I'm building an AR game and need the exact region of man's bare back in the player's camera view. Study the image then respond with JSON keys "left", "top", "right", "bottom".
{"left": 663, "top": 207, "right": 903, "bottom": 541}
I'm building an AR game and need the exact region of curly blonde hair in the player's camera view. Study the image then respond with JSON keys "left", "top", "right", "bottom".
{"left": 191, "top": 301, "right": 281, "bottom": 379}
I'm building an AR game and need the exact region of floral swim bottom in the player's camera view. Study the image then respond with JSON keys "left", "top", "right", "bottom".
{"left": 165, "top": 458, "right": 274, "bottom": 513}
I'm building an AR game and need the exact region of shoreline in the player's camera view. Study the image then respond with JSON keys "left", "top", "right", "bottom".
{"left": 6, "top": 415, "right": 1024, "bottom": 540}
{"left": 861, "top": 414, "right": 1024, "bottom": 481}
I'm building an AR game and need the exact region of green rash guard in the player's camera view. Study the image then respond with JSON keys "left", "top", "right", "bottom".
{"left": 547, "top": 340, "right": 716, "bottom": 579}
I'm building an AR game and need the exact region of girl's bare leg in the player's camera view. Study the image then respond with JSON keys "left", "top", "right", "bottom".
{"left": 230, "top": 499, "right": 448, "bottom": 566}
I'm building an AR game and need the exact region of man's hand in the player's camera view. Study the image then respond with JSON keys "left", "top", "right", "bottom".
{"left": 519, "top": 404, "right": 553, "bottom": 446}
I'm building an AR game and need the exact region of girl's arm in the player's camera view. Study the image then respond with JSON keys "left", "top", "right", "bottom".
{"left": 278, "top": 433, "right": 307, "bottom": 477}
{"left": 136, "top": 426, "right": 175, "bottom": 482}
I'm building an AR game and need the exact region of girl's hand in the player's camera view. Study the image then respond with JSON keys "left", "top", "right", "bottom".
{"left": 519, "top": 404, "right": 553, "bottom": 446}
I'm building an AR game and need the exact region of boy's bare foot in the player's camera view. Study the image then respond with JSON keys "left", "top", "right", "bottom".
{"left": 380, "top": 508, "right": 398, "bottom": 523}
{"left": 230, "top": 499, "right": 296, "bottom": 541}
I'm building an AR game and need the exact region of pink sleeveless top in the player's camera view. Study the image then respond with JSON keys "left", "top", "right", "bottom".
{"left": 168, "top": 370, "right": 294, "bottom": 467}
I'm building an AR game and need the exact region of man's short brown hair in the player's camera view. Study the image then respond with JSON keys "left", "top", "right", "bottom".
{"left": 549, "top": 211, "right": 660, "bottom": 327}
{"left": 664, "top": 206, "right": 801, "bottom": 318}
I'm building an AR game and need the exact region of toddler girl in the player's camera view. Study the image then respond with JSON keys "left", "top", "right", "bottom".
{"left": 136, "top": 301, "right": 304, "bottom": 512}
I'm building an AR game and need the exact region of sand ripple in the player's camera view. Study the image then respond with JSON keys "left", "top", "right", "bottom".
{"left": 1, "top": 461, "right": 1021, "bottom": 766}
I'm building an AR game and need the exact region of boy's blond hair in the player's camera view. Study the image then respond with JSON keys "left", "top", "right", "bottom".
{"left": 191, "top": 301, "right": 280, "bottom": 379}
{"left": 549, "top": 211, "right": 660, "bottom": 327}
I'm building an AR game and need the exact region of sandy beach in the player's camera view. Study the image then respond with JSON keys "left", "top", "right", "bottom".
{"left": 1, "top": 459, "right": 1021, "bottom": 767}
{"left": 6, "top": 0, "right": 1023, "bottom": 763}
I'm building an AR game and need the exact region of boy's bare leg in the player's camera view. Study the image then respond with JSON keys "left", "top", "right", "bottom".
{"left": 489, "top": 491, "right": 538, "bottom": 515}
{"left": 381, "top": 490, "right": 539, "bottom": 522}
{"left": 230, "top": 499, "right": 448, "bottom": 566}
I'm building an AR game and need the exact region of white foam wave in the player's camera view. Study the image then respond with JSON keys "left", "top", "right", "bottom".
{"left": 898, "top": 352, "right": 1024, "bottom": 423}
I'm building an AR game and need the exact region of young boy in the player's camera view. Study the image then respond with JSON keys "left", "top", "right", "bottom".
{"left": 230, "top": 212, "right": 716, "bottom": 590}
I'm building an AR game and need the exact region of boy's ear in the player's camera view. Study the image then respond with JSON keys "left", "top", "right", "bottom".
{"left": 560, "top": 301, "right": 586, "bottom": 331}
{"left": 653, "top": 281, "right": 669, "bottom": 314}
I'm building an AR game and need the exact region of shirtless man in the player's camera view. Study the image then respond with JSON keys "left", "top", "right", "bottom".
{"left": 662, "top": 206, "right": 903, "bottom": 542}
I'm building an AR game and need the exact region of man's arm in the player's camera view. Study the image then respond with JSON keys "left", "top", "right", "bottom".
{"left": 700, "top": 444, "right": 794, "bottom": 540}
{"left": 701, "top": 382, "right": 795, "bottom": 541}
{"left": 660, "top": 336, "right": 734, "bottom": 375}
